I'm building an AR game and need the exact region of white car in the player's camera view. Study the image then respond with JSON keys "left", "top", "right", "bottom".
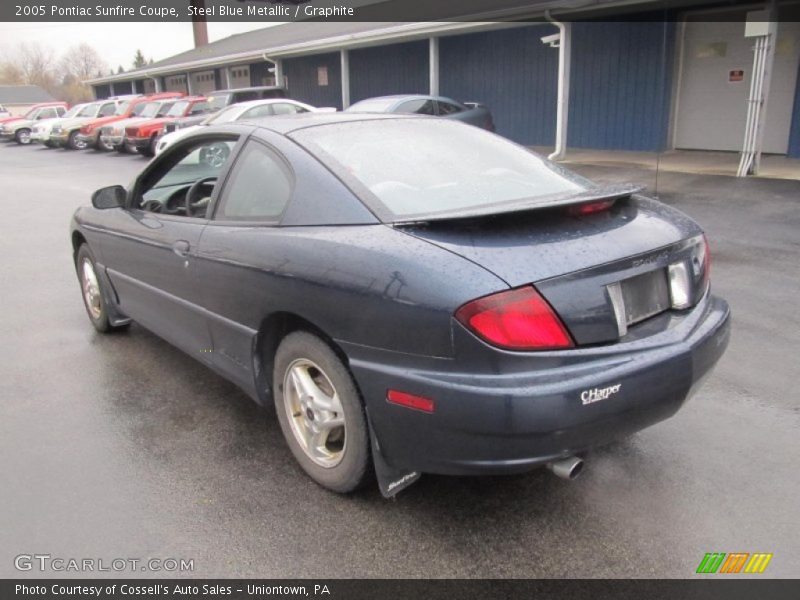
{"left": 155, "top": 99, "right": 332, "bottom": 156}
{"left": 30, "top": 103, "right": 90, "bottom": 147}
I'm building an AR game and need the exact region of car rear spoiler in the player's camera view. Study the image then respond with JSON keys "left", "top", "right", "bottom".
{"left": 391, "top": 183, "right": 645, "bottom": 225}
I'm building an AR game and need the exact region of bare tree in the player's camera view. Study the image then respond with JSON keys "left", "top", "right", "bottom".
{"left": 16, "top": 42, "right": 57, "bottom": 89}
{"left": 60, "top": 43, "right": 107, "bottom": 83}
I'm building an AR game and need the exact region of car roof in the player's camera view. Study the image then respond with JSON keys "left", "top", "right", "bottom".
{"left": 351, "top": 94, "right": 459, "bottom": 104}
{"left": 240, "top": 112, "right": 419, "bottom": 134}
{"left": 214, "top": 85, "right": 287, "bottom": 94}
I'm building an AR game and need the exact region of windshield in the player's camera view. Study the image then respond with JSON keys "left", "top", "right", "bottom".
{"left": 139, "top": 102, "right": 160, "bottom": 118}
{"left": 203, "top": 104, "right": 240, "bottom": 125}
{"left": 206, "top": 93, "right": 231, "bottom": 111}
{"left": 165, "top": 101, "right": 189, "bottom": 117}
{"left": 115, "top": 100, "right": 131, "bottom": 115}
{"left": 130, "top": 102, "right": 148, "bottom": 116}
{"left": 155, "top": 101, "right": 176, "bottom": 117}
{"left": 63, "top": 104, "right": 86, "bottom": 118}
{"left": 346, "top": 98, "right": 400, "bottom": 113}
{"left": 292, "top": 119, "right": 588, "bottom": 221}
{"left": 76, "top": 103, "right": 101, "bottom": 117}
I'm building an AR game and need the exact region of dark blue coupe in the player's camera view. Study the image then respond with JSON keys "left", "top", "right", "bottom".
{"left": 71, "top": 114, "right": 730, "bottom": 496}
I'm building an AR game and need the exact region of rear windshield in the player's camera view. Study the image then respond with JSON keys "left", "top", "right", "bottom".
{"left": 291, "top": 119, "right": 587, "bottom": 221}
{"left": 346, "top": 98, "right": 399, "bottom": 113}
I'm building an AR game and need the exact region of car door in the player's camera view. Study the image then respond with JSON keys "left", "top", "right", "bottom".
{"left": 194, "top": 136, "right": 295, "bottom": 391}
{"left": 98, "top": 134, "right": 241, "bottom": 360}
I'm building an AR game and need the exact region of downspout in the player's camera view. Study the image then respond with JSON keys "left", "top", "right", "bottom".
{"left": 546, "top": 10, "right": 571, "bottom": 161}
{"left": 263, "top": 53, "right": 284, "bottom": 88}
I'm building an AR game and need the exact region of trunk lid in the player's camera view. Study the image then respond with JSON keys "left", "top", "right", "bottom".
{"left": 399, "top": 196, "right": 708, "bottom": 345}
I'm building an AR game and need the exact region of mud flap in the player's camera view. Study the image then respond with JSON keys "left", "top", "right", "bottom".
{"left": 366, "top": 411, "right": 420, "bottom": 498}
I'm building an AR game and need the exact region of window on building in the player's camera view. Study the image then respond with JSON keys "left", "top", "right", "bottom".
{"left": 317, "top": 66, "right": 329, "bottom": 87}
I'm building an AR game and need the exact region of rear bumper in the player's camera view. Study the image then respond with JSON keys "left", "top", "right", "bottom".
{"left": 346, "top": 294, "right": 730, "bottom": 476}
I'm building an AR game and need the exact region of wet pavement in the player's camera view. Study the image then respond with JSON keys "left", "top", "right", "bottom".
{"left": 0, "top": 143, "right": 798, "bottom": 578}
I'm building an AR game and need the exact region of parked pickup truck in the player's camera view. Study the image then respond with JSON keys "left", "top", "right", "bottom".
{"left": 125, "top": 96, "right": 210, "bottom": 156}
{"left": 29, "top": 103, "right": 90, "bottom": 146}
{"left": 99, "top": 98, "right": 181, "bottom": 153}
{"left": 161, "top": 85, "right": 287, "bottom": 134}
{"left": 0, "top": 102, "right": 68, "bottom": 143}
{"left": 50, "top": 100, "right": 122, "bottom": 149}
{"left": 77, "top": 92, "right": 184, "bottom": 151}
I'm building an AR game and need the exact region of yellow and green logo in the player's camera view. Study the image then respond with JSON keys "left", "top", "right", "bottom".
{"left": 696, "top": 552, "right": 773, "bottom": 574}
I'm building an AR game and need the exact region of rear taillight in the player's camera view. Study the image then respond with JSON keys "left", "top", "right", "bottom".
{"left": 455, "top": 286, "right": 574, "bottom": 351}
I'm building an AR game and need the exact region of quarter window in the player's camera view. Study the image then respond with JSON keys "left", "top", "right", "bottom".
{"left": 437, "top": 101, "right": 464, "bottom": 115}
{"left": 216, "top": 141, "right": 292, "bottom": 221}
{"left": 271, "top": 103, "right": 308, "bottom": 115}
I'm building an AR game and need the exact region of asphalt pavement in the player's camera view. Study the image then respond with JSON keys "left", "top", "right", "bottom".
{"left": 0, "top": 142, "right": 798, "bottom": 578}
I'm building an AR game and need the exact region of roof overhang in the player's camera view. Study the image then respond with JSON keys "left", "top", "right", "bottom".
{"left": 84, "top": 0, "right": 685, "bottom": 86}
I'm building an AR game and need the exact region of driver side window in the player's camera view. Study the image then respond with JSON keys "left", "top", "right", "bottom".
{"left": 138, "top": 137, "right": 237, "bottom": 218}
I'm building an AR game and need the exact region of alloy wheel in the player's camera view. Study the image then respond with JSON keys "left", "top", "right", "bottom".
{"left": 283, "top": 358, "right": 346, "bottom": 468}
{"left": 81, "top": 259, "right": 103, "bottom": 320}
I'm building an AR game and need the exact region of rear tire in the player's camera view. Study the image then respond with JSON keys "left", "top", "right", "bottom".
{"left": 273, "top": 331, "right": 370, "bottom": 493}
{"left": 75, "top": 244, "right": 127, "bottom": 334}
{"left": 15, "top": 128, "right": 31, "bottom": 145}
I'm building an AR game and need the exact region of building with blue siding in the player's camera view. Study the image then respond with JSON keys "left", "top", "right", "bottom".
{"left": 86, "top": 1, "right": 800, "bottom": 164}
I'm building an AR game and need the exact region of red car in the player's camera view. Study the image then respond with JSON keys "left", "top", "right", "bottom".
{"left": 125, "top": 96, "right": 211, "bottom": 156}
{"left": 78, "top": 92, "right": 184, "bottom": 151}
{"left": 0, "top": 101, "right": 68, "bottom": 126}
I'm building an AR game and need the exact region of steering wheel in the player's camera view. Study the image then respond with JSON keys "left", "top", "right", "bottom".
{"left": 185, "top": 176, "right": 217, "bottom": 218}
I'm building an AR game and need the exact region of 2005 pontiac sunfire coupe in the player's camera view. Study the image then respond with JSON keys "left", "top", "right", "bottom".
{"left": 71, "top": 114, "right": 730, "bottom": 496}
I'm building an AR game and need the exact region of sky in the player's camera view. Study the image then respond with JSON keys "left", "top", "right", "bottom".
{"left": 0, "top": 22, "right": 278, "bottom": 73}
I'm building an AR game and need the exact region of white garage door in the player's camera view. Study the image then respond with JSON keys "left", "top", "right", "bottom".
{"left": 674, "top": 17, "right": 800, "bottom": 154}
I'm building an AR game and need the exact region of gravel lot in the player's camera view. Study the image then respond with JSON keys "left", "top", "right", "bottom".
{"left": 0, "top": 142, "right": 798, "bottom": 578}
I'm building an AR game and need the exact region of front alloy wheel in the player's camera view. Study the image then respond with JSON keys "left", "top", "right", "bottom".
{"left": 274, "top": 332, "right": 370, "bottom": 493}
{"left": 68, "top": 131, "right": 86, "bottom": 150}
{"left": 15, "top": 129, "right": 31, "bottom": 145}
{"left": 75, "top": 244, "right": 128, "bottom": 334}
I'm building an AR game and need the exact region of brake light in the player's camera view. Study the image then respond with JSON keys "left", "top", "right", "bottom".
{"left": 567, "top": 199, "right": 615, "bottom": 216}
{"left": 387, "top": 390, "right": 435, "bottom": 413}
{"left": 455, "top": 286, "right": 574, "bottom": 351}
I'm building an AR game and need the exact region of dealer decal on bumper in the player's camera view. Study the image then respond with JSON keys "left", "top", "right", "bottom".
{"left": 580, "top": 383, "right": 622, "bottom": 405}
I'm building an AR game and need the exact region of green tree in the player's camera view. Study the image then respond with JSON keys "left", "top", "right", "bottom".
{"left": 132, "top": 49, "right": 147, "bottom": 69}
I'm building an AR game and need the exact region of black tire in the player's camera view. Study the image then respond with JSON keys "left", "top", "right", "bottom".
{"left": 95, "top": 137, "right": 112, "bottom": 152}
{"left": 139, "top": 135, "right": 157, "bottom": 157}
{"left": 43, "top": 140, "right": 56, "bottom": 148}
{"left": 67, "top": 130, "right": 85, "bottom": 150}
{"left": 113, "top": 143, "right": 126, "bottom": 153}
{"left": 75, "top": 244, "right": 126, "bottom": 334}
{"left": 15, "top": 128, "right": 31, "bottom": 145}
{"left": 273, "top": 331, "right": 371, "bottom": 493}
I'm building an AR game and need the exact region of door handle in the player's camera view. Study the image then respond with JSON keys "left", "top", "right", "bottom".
{"left": 172, "top": 240, "right": 190, "bottom": 257}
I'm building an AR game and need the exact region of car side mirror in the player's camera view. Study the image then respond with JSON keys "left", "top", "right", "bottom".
{"left": 92, "top": 185, "right": 126, "bottom": 209}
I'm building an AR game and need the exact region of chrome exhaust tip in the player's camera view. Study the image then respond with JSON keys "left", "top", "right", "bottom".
{"left": 547, "top": 456, "right": 584, "bottom": 480}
